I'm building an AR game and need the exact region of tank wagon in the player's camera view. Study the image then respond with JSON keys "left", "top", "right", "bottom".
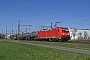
{"left": 37, "top": 27, "right": 70, "bottom": 42}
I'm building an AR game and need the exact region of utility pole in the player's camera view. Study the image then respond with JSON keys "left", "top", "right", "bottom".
{"left": 12, "top": 23, "right": 14, "bottom": 40}
{"left": 18, "top": 20, "right": 20, "bottom": 40}
{"left": 29, "top": 25, "right": 32, "bottom": 32}
{"left": 12, "top": 23, "right": 13, "bottom": 35}
{"left": 16, "top": 30, "right": 17, "bottom": 34}
{"left": 6, "top": 26, "right": 7, "bottom": 39}
{"left": 51, "top": 22, "right": 52, "bottom": 29}
{"left": 26, "top": 27, "right": 28, "bottom": 33}
{"left": 1, "top": 30, "right": 3, "bottom": 39}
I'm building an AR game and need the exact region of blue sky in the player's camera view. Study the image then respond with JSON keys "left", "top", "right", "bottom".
{"left": 0, "top": 0, "right": 90, "bottom": 34}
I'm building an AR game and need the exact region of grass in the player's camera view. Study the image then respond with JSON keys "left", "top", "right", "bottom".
{"left": 0, "top": 40, "right": 90, "bottom": 60}
{"left": 23, "top": 40, "right": 90, "bottom": 50}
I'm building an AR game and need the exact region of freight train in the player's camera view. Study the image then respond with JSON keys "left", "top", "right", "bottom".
{"left": 11, "top": 27, "right": 70, "bottom": 42}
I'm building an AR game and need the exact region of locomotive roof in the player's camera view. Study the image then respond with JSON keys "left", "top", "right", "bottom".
{"left": 39, "top": 27, "right": 68, "bottom": 31}
{"left": 56, "top": 27, "right": 68, "bottom": 28}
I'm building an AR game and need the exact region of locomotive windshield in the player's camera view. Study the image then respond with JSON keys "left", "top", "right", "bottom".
{"left": 62, "top": 29, "right": 69, "bottom": 32}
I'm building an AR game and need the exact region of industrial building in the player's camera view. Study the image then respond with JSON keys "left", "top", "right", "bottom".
{"left": 69, "top": 28, "right": 90, "bottom": 40}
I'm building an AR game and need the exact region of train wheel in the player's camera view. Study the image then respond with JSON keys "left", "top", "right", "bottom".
{"left": 49, "top": 39, "right": 52, "bottom": 42}
{"left": 58, "top": 39, "right": 61, "bottom": 42}
{"left": 61, "top": 39, "right": 63, "bottom": 42}
{"left": 66, "top": 39, "right": 68, "bottom": 42}
{"left": 53, "top": 39, "right": 58, "bottom": 42}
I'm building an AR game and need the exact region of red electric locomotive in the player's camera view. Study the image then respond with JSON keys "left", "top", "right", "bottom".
{"left": 37, "top": 27, "right": 70, "bottom": 42}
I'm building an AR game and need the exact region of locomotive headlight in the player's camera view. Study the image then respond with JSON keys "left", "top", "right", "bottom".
{"left": 68, "top": 33, "right": 70, "bottom": 35}
{"left": 63, "top": 33, "right": 65, "bottom": 35}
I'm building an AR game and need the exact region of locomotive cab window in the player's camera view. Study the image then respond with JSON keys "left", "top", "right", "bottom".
{"left": 62, "top": 30, "right": 65, "bottom": 32}
{"left": 65, "top": 30, "right": 69, "bottom": 32}
{"left": 62, "top": 29, "right": 69, "bottom": 32}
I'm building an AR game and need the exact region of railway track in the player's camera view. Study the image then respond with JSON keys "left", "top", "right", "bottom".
{"left": 23, "top": 40, "right": 90, "bottom": 44}
{"left": 66, "top": 40, "right": 90, "bottom": 45}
